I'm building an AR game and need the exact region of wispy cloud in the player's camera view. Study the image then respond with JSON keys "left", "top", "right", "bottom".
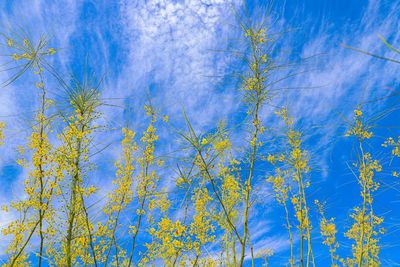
{"left": 119, "top": 0, "right": 242, "bottom": 129}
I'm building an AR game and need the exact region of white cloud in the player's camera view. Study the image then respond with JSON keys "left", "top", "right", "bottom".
{"left": 119, "top": 0, "right": 242, "bottom": 130}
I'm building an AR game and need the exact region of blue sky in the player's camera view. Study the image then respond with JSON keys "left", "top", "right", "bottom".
{"left": 0, "top": 0, "right": 400, "bottom": 266}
